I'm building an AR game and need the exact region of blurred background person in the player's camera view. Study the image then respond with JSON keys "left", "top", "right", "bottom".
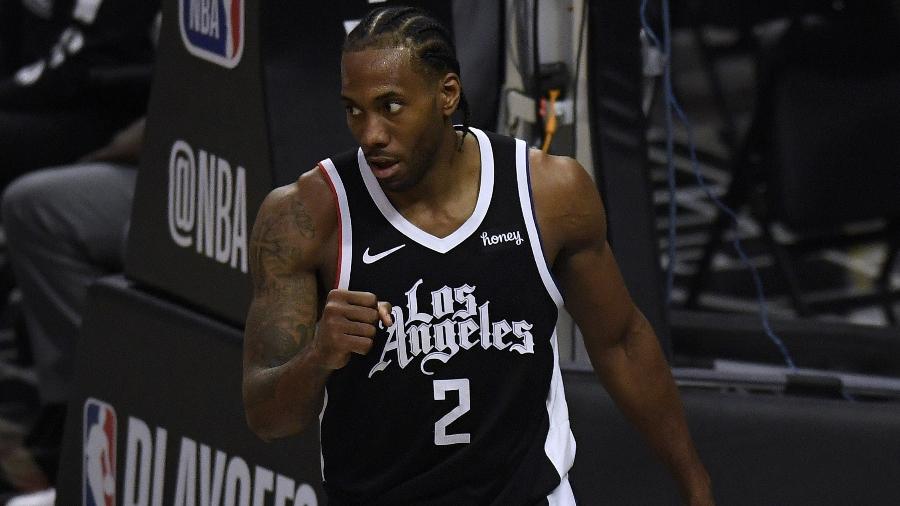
{"left": 0, "top": 0, "right": 157, "bottom": 496}
{"left": 0, "top": 117, "right": 143, "bottom": 495}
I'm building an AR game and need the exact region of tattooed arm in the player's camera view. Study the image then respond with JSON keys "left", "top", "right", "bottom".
{"left": 243, "top": 169, "right": 392, "bottom": 441}
{"left": 242, "top": 171, "right": 331, "bottom": 440}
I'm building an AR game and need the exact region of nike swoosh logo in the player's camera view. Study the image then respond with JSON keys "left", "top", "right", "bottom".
{"left": 362, "top": 244, "right": 406, "bottom": 264}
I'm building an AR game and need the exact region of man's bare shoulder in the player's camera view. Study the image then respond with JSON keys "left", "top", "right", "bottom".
{"left": 261, "top": 167, "right": 330, "bottom": 205}
{"left": 528, "top": 149, "right": 605, "bottom": 225}
{"left": 260, "top": 167, "right": 336, "bottom": 228}
{"left": 250, "top": 167, "right": 337, "bottom": 276}
{"left": 526, "top": 149, "right": 607, "bottom": 261}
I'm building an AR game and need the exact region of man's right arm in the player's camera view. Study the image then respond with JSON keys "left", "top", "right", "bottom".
{"left": 242, "top": 174, "right": 330, "bottom": 441}
{"left": 242, "top": 170, "right": 392, "bottom": 441}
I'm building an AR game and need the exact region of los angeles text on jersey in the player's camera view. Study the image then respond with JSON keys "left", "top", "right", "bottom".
{"left": 83, "top": 399, "right": 319, "bottom": 506}
{"left": 369, "top": 278, "right": 535, "bottom": 378}
{"left": 168, "top": 139, "right": 248, "bottom": 273}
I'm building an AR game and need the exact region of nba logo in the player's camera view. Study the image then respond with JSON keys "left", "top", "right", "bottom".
{"left": 83, "top": 398, "right": 116, "bottom": 506}
{"left": 179, "top": 0, "right": 245, "bottom": 68}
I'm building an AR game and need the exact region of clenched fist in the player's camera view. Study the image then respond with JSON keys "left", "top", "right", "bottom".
{"left": 312, "top": 289, "right": 392, "bottom": 369}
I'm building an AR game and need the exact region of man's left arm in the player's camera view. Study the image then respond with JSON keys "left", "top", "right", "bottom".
{"left": 531, "top": 151, "right": 713, "bottom": 506}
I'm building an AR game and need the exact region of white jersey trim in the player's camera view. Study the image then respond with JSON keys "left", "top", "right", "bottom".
{"left": 514, "top": 139, "right": 564, "bottom": 307}
{"left": 318, "top": 388, "right": 328, "bottom": 481}
{"left": 318, "top": 158, "right": 349, "bottom": 482}
{"left": 356, "top": 127, "right": 495, "bottom": 254}
{"left": 543, "top": 327, "right": 577, "bottom": 484}
{"left": 319, "top": 159, "right": 352, "bottom": 290}
{"left": 547, "top": 474, "right": 577, "bottom": 505}
{"left": 516, "top": 138, "right": 575, "bottom": 485}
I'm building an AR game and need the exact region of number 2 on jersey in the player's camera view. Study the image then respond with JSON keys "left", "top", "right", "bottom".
{"left": 432, "top": 379, "right": 471, "bottom": 445}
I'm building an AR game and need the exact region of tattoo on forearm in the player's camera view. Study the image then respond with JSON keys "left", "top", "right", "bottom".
{"left": 244, "top": 192, "right": 323, "bottom": 414}
{"left": 296, "top": 322, "right": 314, "bottom": 347}
{"left": 245, "top": 272, "right": 318, "bottom": 366}
{"left": 252, "top": 320, "right": 314, "bottom": 367}
{"left": 244, "top": 297, "right": 318, "bottom": 409}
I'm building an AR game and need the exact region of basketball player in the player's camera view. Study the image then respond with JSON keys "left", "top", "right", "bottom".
{"left": 242, "top": 7, "right": 713, "bottom": 505}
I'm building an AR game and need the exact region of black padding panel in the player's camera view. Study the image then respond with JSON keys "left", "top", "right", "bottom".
{"left": 566, "top": 371, "right": 900, "bottom": 505}
{"left": 126, "top": 0, "right": 271, "bottom": 325}
{"left": 57, "top": 276, "right": 323, "bottom": 504}
{"left": 671, "top": 308, "right": 900, "bottom": 375}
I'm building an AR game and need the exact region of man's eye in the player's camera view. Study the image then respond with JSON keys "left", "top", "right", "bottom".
{"left": 387, "top": 102, "right": 402, "bottom": 113}
{"left": 346, "top": 105, "right": 362, "bottom": 116}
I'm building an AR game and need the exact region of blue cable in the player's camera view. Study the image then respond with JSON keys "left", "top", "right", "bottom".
{"left": 640, "top": 0, "right": 797, "bottom": 370}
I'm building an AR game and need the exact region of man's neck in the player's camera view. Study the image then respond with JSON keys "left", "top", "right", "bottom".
{"left": 386, "top": 127, "right": 477, "bottom": 209}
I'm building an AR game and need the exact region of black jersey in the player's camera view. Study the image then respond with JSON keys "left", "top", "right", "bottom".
{"left": 317, "top": 128, "right": 576, "bottom": 505}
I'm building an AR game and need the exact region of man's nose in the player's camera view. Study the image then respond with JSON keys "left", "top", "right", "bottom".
{"left": 360, "top": 115, "right": 389, "bottom": 150}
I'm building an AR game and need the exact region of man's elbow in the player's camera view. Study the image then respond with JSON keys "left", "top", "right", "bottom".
{"left": 243, "top": 403, "right": 313, "bottom": 442}
{"left": 244, "top": 408, "right": 278, "bottom": 442}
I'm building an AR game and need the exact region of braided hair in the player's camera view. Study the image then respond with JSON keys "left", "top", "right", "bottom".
{"left": 344, "top": 6, "right": 472, "bottom": 144}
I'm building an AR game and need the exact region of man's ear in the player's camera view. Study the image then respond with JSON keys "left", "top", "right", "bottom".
{"left": 439, "top": 72, "right": 462, "bottom": 118}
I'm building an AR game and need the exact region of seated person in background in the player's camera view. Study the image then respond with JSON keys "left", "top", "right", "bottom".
{"left": 0, "top": 117, "right": 144, "bottom": 492}
{"left": 0, "top": 0, "right": 158, "bottom": 191}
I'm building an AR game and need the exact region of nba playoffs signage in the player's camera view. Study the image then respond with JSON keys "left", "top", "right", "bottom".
{"left": 57, "top": 278, "right": 324, "bottom": 503}
{"left": 82, "top": 398, "right": 319, "bottom": 506}
{"left": 179, "top": 0, "right": 245, "bottom": 68}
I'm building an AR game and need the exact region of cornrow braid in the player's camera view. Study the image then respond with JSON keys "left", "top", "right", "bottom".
{"left": 344, "top": 6, "right": 472, "bottom": 145}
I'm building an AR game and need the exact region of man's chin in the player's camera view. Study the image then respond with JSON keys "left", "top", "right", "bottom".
{"left": 378, "top": 177, "right": 413, "bottom": 193}
{"left": 375, "top": 161, "right": 426, "bottom": 193}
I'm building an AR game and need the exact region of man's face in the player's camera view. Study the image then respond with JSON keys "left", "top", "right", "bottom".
{"left": 341, "top": 46, "right": 449, "bottom": 192}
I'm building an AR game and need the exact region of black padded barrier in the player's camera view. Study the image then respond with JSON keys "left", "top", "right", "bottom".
{"left": 57, "top": 276, "right": 323, "bottom": 505}
{"left": 126, "top": 0, "right": 273, "bottom": 325}
{"left": 566, "top": 371, "right": 900, "bottom": 505}
{"left": 670, "top": 308, "right": 900, "bottom": 375}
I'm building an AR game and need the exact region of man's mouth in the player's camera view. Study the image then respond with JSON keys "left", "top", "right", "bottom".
{"left": 367, "top": 157, "right": 400, "bottom": 178}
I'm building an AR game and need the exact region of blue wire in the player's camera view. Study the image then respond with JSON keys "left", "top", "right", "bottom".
{"left": 639, "top": 0, "right": 661, "bottom": 48}
{"left": 662, "top": 0, "right": 677, "bottom": 305}
{"left": 640, "top": 0, "right": 675, "bottom": 303}
{"left": 640, "top": 0, "right": 797, "bottom": 370}
{"left": 671, "top": 99, "right": 797, "bottom": 371}
{"left": 640, "top": 0, "right": 676, "bottom": 303}
{"left": 663, "top": 0, "right": 679, "bottom": 306}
